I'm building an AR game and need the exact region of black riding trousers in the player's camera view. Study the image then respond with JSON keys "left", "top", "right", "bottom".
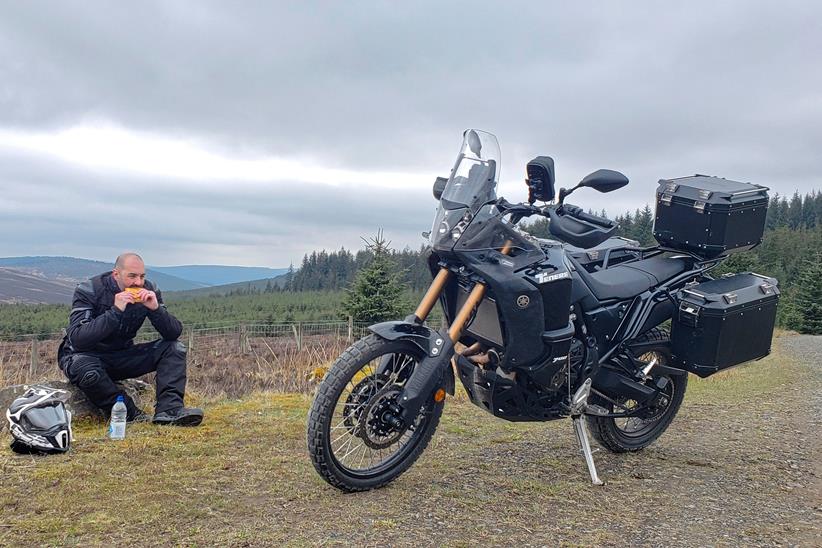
{"left": 62, "top": 339, "right": 187, "bottom": 414}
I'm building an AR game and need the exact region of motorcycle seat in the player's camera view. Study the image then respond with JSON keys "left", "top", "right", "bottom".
{"left": 572, "top": 255, "right": 690, "bottom": 301}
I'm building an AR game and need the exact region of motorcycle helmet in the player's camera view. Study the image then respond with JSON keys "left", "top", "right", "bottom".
{"left": 6, "top": 386, "right": 73, "bottom": 455}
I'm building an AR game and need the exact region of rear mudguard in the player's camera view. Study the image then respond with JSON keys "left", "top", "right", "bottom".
{"left": 368, "top": 321, "right": 456, "bottom": 422}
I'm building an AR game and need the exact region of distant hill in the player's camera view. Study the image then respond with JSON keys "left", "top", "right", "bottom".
{"left": 165, "top": 273, "right": 291, "bottom": 300}
{"left": 0, "top": 257, "right": 207, "bottom": 292}
{"left": 0, "top": 257, "right": 292, "bottom": 304}
{"left": 0, "top": 267, "right": 75, "bottom": 304}
{"left": 151, "top": 265, "right": 288, "bottom": 287}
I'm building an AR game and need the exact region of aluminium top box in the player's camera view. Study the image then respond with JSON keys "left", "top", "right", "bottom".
{"left": 653, "top": 175, "right": 769, "bottom": 257}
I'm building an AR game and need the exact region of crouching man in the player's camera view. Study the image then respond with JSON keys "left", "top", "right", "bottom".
{"left": 58, "top": 252, "right": 203, "bottom": 426}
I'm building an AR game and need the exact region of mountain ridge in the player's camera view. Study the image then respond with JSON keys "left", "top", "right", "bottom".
{"left": 0, "top": 256, "right": 289, "bottom": 304}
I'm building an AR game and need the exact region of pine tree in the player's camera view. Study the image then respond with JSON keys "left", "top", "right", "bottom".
{"left": 620, "top": 211, "right": 634, "bottom": 238}
{"left": 802, "top": 191, "right": 817, "bottom": 228}
{"left": 788, "top": 192, "right": 804, "bottom": 229}
{"left": 342, "top": 230, "right": 409, "bottom": 323}
{"left": 634, "top": 204, "right": 655, "bottom": 245}
{"left": 712, "top": 250, "right": 761, "bottom": 278}
{"left": 523, "top": 217, "right": 551, "bottom": 238}
{"left": 768, "top": 195, "right": 789, "bottom": 229}
{"left": 786, "top": 251, "right": 822, "bottom": 334}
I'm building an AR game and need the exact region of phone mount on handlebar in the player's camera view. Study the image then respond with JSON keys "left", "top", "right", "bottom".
{"left": 526, "top": 156, "right": 556, "bottom": 204}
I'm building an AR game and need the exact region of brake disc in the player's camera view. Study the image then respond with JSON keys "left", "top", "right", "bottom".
{"left": 342, "top": 374, "right": 390, "bottom": 435}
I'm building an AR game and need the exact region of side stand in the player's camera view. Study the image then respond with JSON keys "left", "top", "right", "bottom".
{"left": 570, "top": 378, "right": 605, "bottom": 486}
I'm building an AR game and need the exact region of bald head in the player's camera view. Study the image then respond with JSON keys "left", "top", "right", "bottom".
{"left": 115, "top": 252, "right": 143, "bottom": 269}
{"left": 112, "top": 252, "right": 146, "bottom": 290}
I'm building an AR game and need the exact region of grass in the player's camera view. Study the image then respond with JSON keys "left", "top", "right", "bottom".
{"left": 1, "top": 332, "right": 358, "bottom": 397}
{"left": 0, "top": 333, "right": 818, "bottom": 546}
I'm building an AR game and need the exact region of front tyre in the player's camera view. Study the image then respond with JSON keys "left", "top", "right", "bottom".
{"left": 587, "top": 328, "right": 688, "bottom": 453}
{"left": 307, "top": 334, "right": 445, "bottom": 492}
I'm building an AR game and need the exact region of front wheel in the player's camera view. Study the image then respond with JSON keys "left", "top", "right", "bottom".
{"left": 307, "top": 334, "right": 445, "bottom": 492}
{"left": 587, "top": 328, "right": 688, "bottom": 453}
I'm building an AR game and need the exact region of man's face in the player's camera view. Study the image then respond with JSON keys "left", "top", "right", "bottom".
{"left": 112, "top": 256, "right": 146, "bottom": 290}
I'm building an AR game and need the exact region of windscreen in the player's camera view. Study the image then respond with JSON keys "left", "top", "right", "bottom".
{"left": 430, "top": 130, "right": 501, "bottom": 250}
{"left": 441, "top": 129, "right": 500, "bottom": 210}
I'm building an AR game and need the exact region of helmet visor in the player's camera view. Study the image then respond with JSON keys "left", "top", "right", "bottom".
{"left": 22, "top": 403, "right": 68, "bottom": 432}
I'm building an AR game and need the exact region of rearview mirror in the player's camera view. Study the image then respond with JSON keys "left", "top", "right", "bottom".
{"left": 433, "top": 176, "right": 448, "bottom": 200}
{"left": 579, "top": 169, "right": 629, "bottom": 193}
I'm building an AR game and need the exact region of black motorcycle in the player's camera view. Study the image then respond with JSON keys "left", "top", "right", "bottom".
{"left": 307, "top": 129, "right": 779, "bottom": 491}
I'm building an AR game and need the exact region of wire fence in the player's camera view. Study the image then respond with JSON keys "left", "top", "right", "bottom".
{"left": 0, "top": 319, "right": 375, "bottom": 396}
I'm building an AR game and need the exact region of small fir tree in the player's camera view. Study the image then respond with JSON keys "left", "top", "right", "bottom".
{"left": 785, "top": 251, "right": 822, "bottom": 335}
{"left": 342, "top": 230, "right": 409, "bottom": 323}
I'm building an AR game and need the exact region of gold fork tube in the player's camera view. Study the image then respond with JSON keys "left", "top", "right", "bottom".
{"left": 413, "top": 267, "right": 451, "bottom": 322}
{"left": 447, "top": 240, "right": 513, "bottom": 343}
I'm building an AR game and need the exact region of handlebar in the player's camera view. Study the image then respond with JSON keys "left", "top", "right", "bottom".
{"left": 559, "top": 204, "right": 615, "bottom": 229}
{"left": 492, "top": 198, "right": 619, "bottom": 249}
{"left": 495, "top": 199, "right": 616, "bottom": 231}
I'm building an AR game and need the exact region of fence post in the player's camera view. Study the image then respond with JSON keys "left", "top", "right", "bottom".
{"left": 347, "top": 316, "right": 353, "bottom": 342}
{"left": 188, "top": 328, "right": 194, "bottom": 353}
{"left": 239, "top": 324, "right": 250, "bottom": 355}
{"left": 292, "top": 322, "right": 302, "bottom": 352}
{"left": 30, "top": 337, "right": 39, "bottom": 378}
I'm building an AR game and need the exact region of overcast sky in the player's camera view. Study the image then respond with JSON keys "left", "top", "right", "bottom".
{"left": 0, "top": 1, "right": 819, "bottom": 267}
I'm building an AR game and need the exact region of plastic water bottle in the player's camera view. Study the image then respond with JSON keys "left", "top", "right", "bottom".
{"left": 109, "top": 395, "right": 127, "bottom": 440}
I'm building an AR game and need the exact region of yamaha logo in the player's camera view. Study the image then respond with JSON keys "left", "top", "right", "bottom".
{"left": 516, "top": 295, "right": 530, "bottom": 308}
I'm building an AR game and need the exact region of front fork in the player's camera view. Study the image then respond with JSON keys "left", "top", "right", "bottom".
{"left": 387, "top": 242, "right": 513, "bottom": 425}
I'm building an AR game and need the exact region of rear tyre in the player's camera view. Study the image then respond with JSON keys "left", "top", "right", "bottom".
{"left": 307, "top": 334, "right": 444, "bottom": 492}
{"left": 587, "top": 328, "right": 688, "bottom": 453}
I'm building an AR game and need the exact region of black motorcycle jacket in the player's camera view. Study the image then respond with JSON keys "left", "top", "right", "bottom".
{"left": 60, "top": 272, "right": 183, "bottom": 358}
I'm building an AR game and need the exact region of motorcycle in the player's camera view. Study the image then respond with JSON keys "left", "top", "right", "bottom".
{"left": 307, "top": 129, "right": 778, "bottom": 491}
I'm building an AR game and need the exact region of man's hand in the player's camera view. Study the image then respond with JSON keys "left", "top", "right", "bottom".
{"left": 114, "top": 291, "right": 136, "bottom": 311}
{"left": 137, "top": 289, "right": 160, "bottom": 311}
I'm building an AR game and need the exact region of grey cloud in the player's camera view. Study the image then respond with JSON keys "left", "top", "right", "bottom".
{"left": 0, "top": 1, "right": 819, "bottom": 265}
{"left": 0, "top": 150, "right": 434, "bottom": 265}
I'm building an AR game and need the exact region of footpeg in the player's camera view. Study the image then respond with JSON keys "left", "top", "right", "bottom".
{"left": 584, "top": 403, "right": 609, "bottom": 416}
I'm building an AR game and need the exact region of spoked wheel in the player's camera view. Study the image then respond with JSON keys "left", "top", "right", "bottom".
{"left": 307, "top": 334, "right": 445, "bottom": 492}
{"left": 587, "top": 328, "right": 688, "bottom": 453}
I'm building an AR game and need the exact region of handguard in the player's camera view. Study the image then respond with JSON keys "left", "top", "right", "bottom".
{"left": 547, "top": 206, "right": 616, "bottom": 249}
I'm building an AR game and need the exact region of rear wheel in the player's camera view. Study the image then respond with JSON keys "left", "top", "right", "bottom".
{"left": 587, "top": 328, "right": 688, "bottom": 453}
{"left": 307, "top": 334, "right": 444, "bottom": 492}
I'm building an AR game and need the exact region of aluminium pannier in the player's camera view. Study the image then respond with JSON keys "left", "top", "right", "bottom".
{"left": 653, "top": 175, "right": 769, "bottom": 257}
{"left": 671, "top": 273, "right": 779, "bottom": 377}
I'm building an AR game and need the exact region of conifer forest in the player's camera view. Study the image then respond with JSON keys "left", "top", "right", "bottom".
{"left": 1, "top": 191, "right": 820, "bottom": 338}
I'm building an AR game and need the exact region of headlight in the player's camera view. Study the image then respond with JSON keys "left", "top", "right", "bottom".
{"left": 451, "top": 211, "right": 473, "bottom": 240}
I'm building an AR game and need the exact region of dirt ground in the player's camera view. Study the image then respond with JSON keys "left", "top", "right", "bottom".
{"left": 0, "top": 334, "right": 819, "bottom": 547}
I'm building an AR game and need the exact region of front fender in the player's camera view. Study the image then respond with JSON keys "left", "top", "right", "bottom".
{"left": 369, "top": 320, "right": 455, "bottom": 395}
{"left": 368, "top": 320, "right": 434, "bottom": 355}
